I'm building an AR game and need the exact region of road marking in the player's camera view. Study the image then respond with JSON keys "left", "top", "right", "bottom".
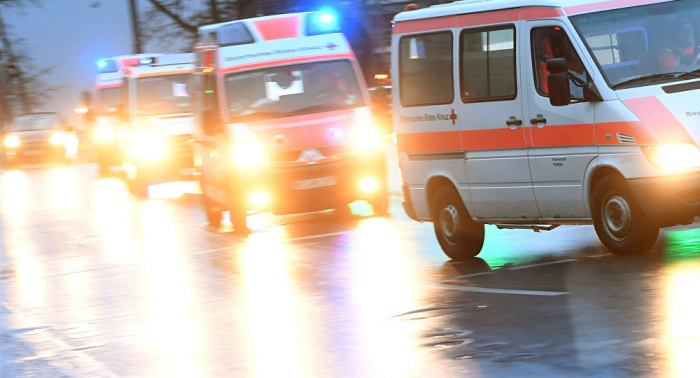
{"left": 443, "top": 258, "right": 578, "bottom": 281}
{"left": 286, "top": 231, "right": 352, "bottom": 242}
{"left": 432, "top": 284, "right": 568, "bottom": 296}
{"left": 1, "top": 302, "right": 120, "bottom": 378}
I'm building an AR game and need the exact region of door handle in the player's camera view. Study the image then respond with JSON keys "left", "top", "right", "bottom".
{"left": 530, "top": 114, "right": 547, "bottom": 126}
{"left": 505, "top": 116, "right": 523, "bottom": 128}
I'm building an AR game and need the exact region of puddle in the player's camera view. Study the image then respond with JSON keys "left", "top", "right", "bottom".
{"left": 494, "top": 353, "right": 537, "bottom": 363}
{"left": 426, "top": 330, "right": 473, "bottom": 339}
{"left": 392, "top": 305, "right": 482, "bottom": 321}
{"left": 455, "top": 351, "right": 500, "bottom": 360}
{"left": 424, "top": 339, "right": 473, "bottom": 349}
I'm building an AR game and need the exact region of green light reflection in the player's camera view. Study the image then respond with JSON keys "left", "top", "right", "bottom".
{"left": 665, "top": 228, "right": 700, "bottom": 263}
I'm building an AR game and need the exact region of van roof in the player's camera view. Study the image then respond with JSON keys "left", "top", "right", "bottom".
{"left": 394, "top": 0, "right": 670, "bottom": 22}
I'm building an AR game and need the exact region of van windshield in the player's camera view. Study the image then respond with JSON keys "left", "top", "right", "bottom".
{"left": 136, "top": 74, "right": 193, "bottom": 116}
{"left": 225, "top": 60, "right": 364, "bottom": 122}
{"left": 9, "top": 114, "right": 62, "bottom": 131}
{"left": 571, "top": 0, "right": 700, "bottom": 89}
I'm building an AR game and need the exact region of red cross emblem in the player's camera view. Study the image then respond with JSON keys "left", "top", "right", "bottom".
{"left": 450, "top": 109, "right": 458, "bottom": 125}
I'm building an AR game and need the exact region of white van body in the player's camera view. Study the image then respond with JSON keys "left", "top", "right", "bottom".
{"left": 392, "top": 0, "right": 700, "bottom": 259}
{"left": 121, "top": 53, "right": 197, "bottom": 196}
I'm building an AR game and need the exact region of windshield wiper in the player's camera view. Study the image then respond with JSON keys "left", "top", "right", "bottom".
{"left": 611, "top": 72, "right": 686, "bottom": 89}
{"left": 677, "top": 69, "right": 700, "bottom": 80}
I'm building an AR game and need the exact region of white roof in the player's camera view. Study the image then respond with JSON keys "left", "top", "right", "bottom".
{"left": 394, "top": 0, "right": 670, "bottom": 22}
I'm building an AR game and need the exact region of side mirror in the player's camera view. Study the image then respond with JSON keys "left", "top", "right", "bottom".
{"left": 203, "top": 108, "right": 221, "bottom": 135}
{"left": 546, "top": 58, "right": 571, "bottom": 107}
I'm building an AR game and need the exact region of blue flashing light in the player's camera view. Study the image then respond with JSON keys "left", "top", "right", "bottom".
{"left": 97, "top": 60, "right": 107, "bottom": 69}
{"left": 139, "top": 57, "right": 153, "bottom": 65}
{"left": 307, "top": 10, "right": 341, "bottom": 35}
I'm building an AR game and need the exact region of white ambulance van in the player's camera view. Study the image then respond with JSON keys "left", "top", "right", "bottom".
{"left": 193, "top": 12, "right": 387, "bottom": 233}
{"left": 92, "top": 54, "right": 165, "bottom": 176}
{"left": 392, "top": 0, "right": 700, "bottom": 259}
{"left": 119, "top": 54, "right": 197, "bottom": 196}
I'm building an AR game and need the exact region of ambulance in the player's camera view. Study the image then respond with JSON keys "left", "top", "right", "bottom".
{"left": 392, "top": 0, "right": 700, "bottom": 260}
{"left": 119, "top": 54, "right": 197, "bottom": 196}
{"left": 193, "top": 12, "right": 387, "bottom": 232}
{"left": 93, "top": 54, "right": 164, "bottom": 176}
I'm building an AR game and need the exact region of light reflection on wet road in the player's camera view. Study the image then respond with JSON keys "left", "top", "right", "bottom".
{"left": 1, "top": 162, "right": 700, "bottom": 377}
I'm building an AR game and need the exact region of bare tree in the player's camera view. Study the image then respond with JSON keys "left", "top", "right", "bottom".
{"left": 0, "top": 0, "right": 56, "bottom": 119}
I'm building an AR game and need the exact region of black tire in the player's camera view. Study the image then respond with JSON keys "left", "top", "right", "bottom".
{"left": 369, "top": 187, "right": 389, "bottom": 216}
{"left": 591, "top": 175, "right": 659, "bottom": 256}
{"left": 201, "top": 177, "right": 222, "bottom": 227}
{"left": 431, "top": 186, "right": 485, "bottom": 260}
{"left": 127, "top": 177, "right": 149, "bottom": 198}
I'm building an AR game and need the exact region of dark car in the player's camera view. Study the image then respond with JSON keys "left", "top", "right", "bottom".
{"left": 2, "top": 113, "right": 78, "bottom": 168}
{"left": 368, "top": 85, "right": 393, "bottom": 135}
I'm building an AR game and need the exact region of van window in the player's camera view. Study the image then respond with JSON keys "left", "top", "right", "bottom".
{"left": 531, "top": 27, "right": 589, "bottom": 100}
{"left": 460, "top": 27, "right": 516, "bottom": 102}
{"left": 399, "top": 32, "right": 453, "bottom": 107}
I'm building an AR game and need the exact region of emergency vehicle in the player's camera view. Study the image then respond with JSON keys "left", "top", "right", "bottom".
{"left": 193, "top": 11, "right": 388, "bottom": 232}
{"left": 93, "top": 54, "right": 165, "bottom": 176}
{"left": 119, "top": 54, "right": 197, "bottom": 196}
{"left": 392, "top": 0, "right": 700, "bottom": 259}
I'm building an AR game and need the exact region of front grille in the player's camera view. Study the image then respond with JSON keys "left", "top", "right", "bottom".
{"left": 269, "top": 144, "right": 352, "bottom": 162}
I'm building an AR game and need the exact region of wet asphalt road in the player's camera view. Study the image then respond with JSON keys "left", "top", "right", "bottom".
{"left": 2, "top": 153, "right": 700, "bottom": 377}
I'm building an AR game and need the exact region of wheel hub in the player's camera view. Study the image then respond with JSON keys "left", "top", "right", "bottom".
{"left": 603, "top": 195, "right": 632, "bottom": 241}
{"left": 440, "top": 204, "right": 461, "bottom": 245}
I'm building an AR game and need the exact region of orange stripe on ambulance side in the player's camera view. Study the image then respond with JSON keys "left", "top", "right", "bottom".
{"left": 251, "top": 16, "right": 301, "bottom": 41}
{"left": 622, "top": 96, "right": 694, "bottom": 144}
{"left": 221, "top": 53, "right": 355, "bottom": 73}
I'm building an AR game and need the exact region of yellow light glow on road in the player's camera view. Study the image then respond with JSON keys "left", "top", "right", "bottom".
{"left": 94, "top": 178, "right": 136, "bottom": 263}
{"left": 141, "top": 200, "right": 203, "bottom": 378}
{"left": 242, "top": 234, "right": 306, "bottom": 378}
{"left": 50, "top": 167, "right": 79, "bottom": 215}
{"left": 1, "top": 170, "right": 29, "bottom": 220}
{"left": 667, "top": 265, "right": 700, "bottom": 377}
{"left": 348, "top": 217, "right": 425, "bottom": 374}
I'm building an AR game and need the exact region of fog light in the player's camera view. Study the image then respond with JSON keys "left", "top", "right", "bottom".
{"left": 250, "top": 192, "right": 270, "bottom": 207}
{"left": 360, "top": 178, "right": 378, "bottom": 192}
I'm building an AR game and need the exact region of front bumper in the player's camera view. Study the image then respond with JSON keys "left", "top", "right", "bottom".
{"left": 4, "top": 143, "right": 67, "bottom": 164}
{"left": 233, "top": 152, "right": 387, "bottom": 215}
{"left": 628, "top": 172, "right": 700, "bottom": 227}
{"left": 123, "top": 135, "right": 196, "bottom": 183}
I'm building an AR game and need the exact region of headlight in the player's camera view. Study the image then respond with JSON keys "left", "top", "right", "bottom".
{"left": 232, "top": 140, "right": 265, "bottom": 168}
{"left": 50, "top": 132, "right": 66, "bottom": 145}
{"left": 643, "top": 144, "right": 700, "bottom": 170}
{"left": 95, "top": 125, "right": 116, "bottom": 141}
{"left": 130, "top": 133, "right": 166, "bottom": 160}
{"left": 354, "top": 126, "right": 382, "bottom": 151}
{"left": 4, "top": 135, "right": 20, "bottom": 148}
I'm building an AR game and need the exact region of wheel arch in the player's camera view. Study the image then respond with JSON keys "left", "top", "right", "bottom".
{"left": 426, "top": 175, "right": 462, "bottom": 219}
{"left": 587, "top": 164, "right": 625, "bottom": 209}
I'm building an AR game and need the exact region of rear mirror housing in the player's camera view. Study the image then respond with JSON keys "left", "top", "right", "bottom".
{"left": 546, "top": 58, "right": 571, "bottom": 107}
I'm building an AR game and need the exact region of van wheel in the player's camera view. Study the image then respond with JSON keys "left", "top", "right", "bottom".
{"left": 432, "top": 186, "right": 484, "bottom": 260}
{"left": 202, "top": 181, "right": 222, "bottom": 227}
{"left": 370, "top": 186, "right": 389, "bottom": 216}
{"left": 591, "top": 175, "right": 659, "bottom": 256}
{"left": 127, "top": 177, "right": 149, "bottom": 198}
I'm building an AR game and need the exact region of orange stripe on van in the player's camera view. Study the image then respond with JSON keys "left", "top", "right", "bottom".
{"left": 622, "top": 96, "right": 694, "bottom": 144}
{"left": 461, "top": 128, "right": 527, "bottom": 150}
{"left": 134, "top": 69, "right": 195, "bottom": 77}
{"left": 521, "top": 7, "right": 565, "bottom": 20}
{"left": 531, "top": 123, "right": 596, "bottom": 147}
{"left": 455, "top": 9, "right": 519, "bottom": 27}
{"left": 96, "top": 83, "right": 121, "bottom": 89}
{"left": 564, "top": 0, "right": 672, "bottom": 16}
{"left": 595, "top": 121, "right": 658, "bottom": 145}
{"left": 397, "top": 131, "right": 461, "bottom": 152}
{"left": 393, "top": 16, "right": 456, "bottom": 35}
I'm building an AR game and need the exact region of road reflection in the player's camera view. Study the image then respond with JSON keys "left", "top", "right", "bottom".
{"left": 1, "top": 170, "right": 29, "bottom": 221}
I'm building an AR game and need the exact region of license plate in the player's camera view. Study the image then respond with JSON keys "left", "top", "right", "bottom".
{"left": 24, "top": 149, "right": 46, "bottom": 156}
{"left": 294, "top": 176, "right": 336, "bottom": 190}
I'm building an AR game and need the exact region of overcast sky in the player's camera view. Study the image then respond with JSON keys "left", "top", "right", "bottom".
{"left": 4, "top": 0, "right": 180, "bottom": 124}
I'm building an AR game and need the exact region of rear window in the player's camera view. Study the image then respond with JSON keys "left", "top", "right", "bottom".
{"left": 399, "top": 32, "right": 454, "bottom": 107}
